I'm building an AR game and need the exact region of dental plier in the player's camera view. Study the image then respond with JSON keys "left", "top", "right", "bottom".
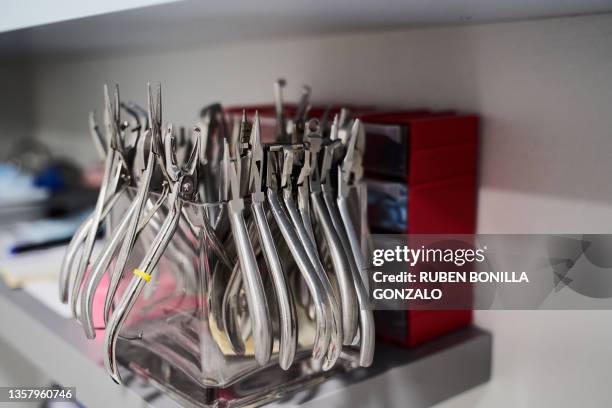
{"left": 103, "top": 124, "right": 200, "bottom": 383}
{"left": 70, "top": 85, "right": 131, "bottom": 317}
{"left": 306, "top": 119, "right": 359, "bottom": 345}
{"left": 103, "top": 83, "right": 163, "bottom": 324}
{"left": 60, "top": 98, "right": 146, "bottom": 305}
{"left": 247, "top": 112, "right": 297, "bottom": 370}
{"left": 330, "top": 118, "right": 375, "bottom": 367}
{"left": 224, "top": 133, "right": 273, "bottom": 366}
{"left": 268, "top": 145, "right": 342, "bottom": 369}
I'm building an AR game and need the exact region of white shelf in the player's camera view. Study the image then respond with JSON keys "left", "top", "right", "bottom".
{"left": 0, "top": 0, "right": 180, "bottom": 33}
{"left": 0, "top": 280, "right": 491, "bottom": 407}
{"left": 1, "top": 0, "right": 611, "bottom": 54}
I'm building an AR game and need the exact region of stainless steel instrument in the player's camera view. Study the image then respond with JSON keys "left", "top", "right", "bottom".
{"left": 59, "top": 80, "right": 376, "bottom": 401}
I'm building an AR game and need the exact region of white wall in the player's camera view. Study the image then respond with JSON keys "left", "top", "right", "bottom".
{"left": 22, "top": 12, "right": 612, "bottom": 407}
{"left": 0, "top": 57, "right": 32, "bottom": 154}
{"left": 30, "top": 13, "right": 612, "bottom": 220}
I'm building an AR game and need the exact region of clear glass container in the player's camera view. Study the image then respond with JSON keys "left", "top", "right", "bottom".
{"left": 106, "top": 192, "right": 361, "bottom": 407}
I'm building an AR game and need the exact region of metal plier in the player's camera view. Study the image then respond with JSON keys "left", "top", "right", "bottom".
{"left": 103, "top": 83, "right": 164, "bottom": 325}
{"left": 245, "top": 112, "right": 298, "bottom": 369}
{"left": 103, "top": 123, "right": 200, "bottom": 383}
{"left": 79, "top": 91, "right": 169, "bottom": 338}
{"left": 224, "top": 134, "right": 273, "bottom": 366}
{"left": 306, "top": 118, "right": 359, "bottom": 345}
{"left": 333, "top": 118, "right": 375, "bottom": 367}
{"left": 59, "top": 96, "right": 147, "bottom": 310}
{"left": 66, "top": 85, "right": 132, "bottom": 317}
{"left": 267, "top": 144, "right": 342, "bottom": 369}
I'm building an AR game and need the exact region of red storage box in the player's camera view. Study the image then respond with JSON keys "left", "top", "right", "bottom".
{"left": 362, "top": 111, "right": 479, "bottom": 347}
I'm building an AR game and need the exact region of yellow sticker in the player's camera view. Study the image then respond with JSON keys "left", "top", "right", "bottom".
{"left": 133, "top": 268, "right": 151, "bottom": 282}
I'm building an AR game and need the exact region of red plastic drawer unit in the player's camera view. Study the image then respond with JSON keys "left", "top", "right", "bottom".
{"left": 362, "top": 111, "right": 478, "bottom": 347}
